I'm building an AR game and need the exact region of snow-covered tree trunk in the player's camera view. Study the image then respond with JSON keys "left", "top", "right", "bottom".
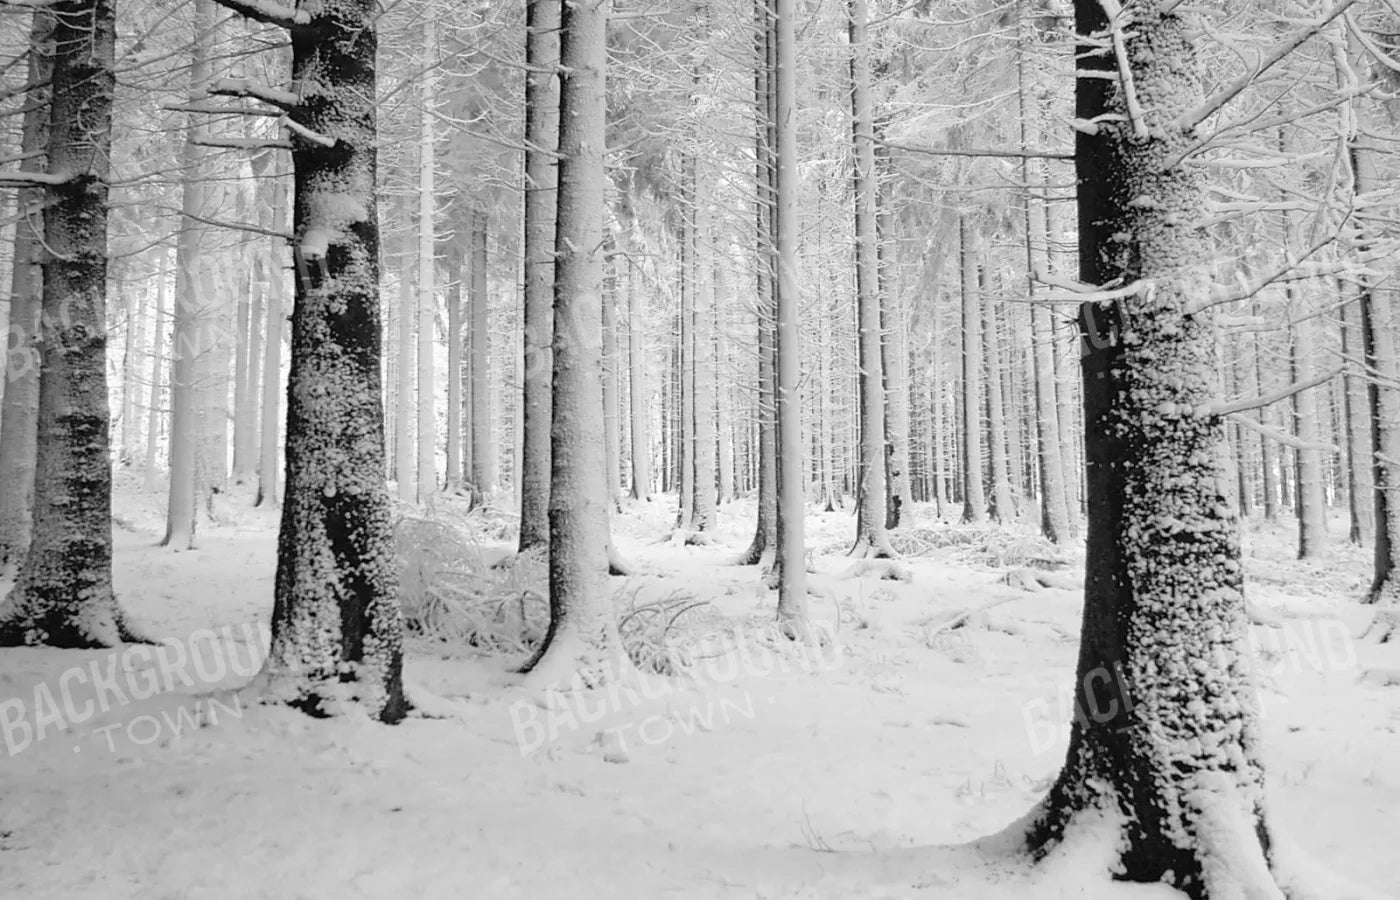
{"left": 469, "top": 207, "right": 495, "bottom": 496}
{"left": 602, "top": 250, "right": 623, "bottom": 513}
{"left": 256, "top": 228, "right": 284, "bottom": 508}
{"left": 959, "top": 215, "right": 986, "bottom": 524}
{"left": 446, "top": 245, "right": 463, "bottom": 493}
{"left": 690, "top": 161, "right": 717, "bottom": 533}
{"left": 773, "top": 0, "right": 807, "bottom": 632}
{"left": 416, "top": 23, "right": 438, "bottom": 506}
{"left": 232, "top": 259, "right": 254, "bottom": 482}
{"left": 715, "top": 259, "right": 735, "bottom": 506}
{"left": 876, "top": 138, "right": 910, "bottom": 530}
{"left": 522, "top": 0, "right": 629, "bottom": 684}
{"left": 1026, "top": 5, "right": 1278, "bottom": 890}
{"left": 394, "top": 231, "right": 414, "bottom": 503}
{"left": 741, "top": 0, "right": 776, "bottom": 565}
{"left": 519, "top": 0, "right": 559, "bottom": 548}
{"left": 165, "top": 0, "right": 218, "bottom": 548}
{"left": 226, "top": 0, "right": 408, "bottom": 722}
{"left": 626, "top": 250, "right": 650, "bottom": 501}
{"left": 1032, "top": 296, "right": 1071, "bottom": 543}
{"left": 145, "top": 254, "right": 169, "bottom": 494}
{"left": 0, "top": 10, "right": 50, "bottom": 571}
{"left": 984, "top": 288, "right": 1014, "bottom": 524}
{"left": 849, "top": 0, "right": 891, "bottom": 558}
{"left": 1288, "top": 299, "right": 1326, "bottom": 560}
{"left": 0, "top": 0, "right": 138, "bottom": 647}
{"left": 1340, "top": 288, "right": 1373, "bottom": 545}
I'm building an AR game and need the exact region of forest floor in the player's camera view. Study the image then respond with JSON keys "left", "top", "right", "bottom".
{"left": 0, "top": 474, "right": 1396, "bottom": 899}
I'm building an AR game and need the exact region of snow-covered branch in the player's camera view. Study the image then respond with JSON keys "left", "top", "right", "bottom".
{"left": 1177, "top": 0, "right": 1362, "bottom": 131}
{"left": 1100, "top": 0, "right": 1149, "bottom": 139}
{"left": 164, "top": 103, "right": 281, "bottom": 118}
{"left": 1230, "top": 414, "right": 1339, "bottom": 453}
{"left": 1202, "top": 366, "right": 1342, "bottom": 418}
{"left": 193, "top": 137, "right": 294, "bottom": 151}
{"left": 0, "top": 171, "right": 74, "bottom": 187}
{"left": 280, "top": 116, "right": 336, "bottom": 148}
{"left": 877, "top": 138, "right": 1071, "bottom": 160}
{"left": 209, "top": 78, "right": 301, "bottom": 111}
{"left": 207, "top": 0, "right": 309, "bottom": 28}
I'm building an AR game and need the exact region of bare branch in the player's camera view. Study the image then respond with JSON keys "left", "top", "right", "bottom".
{"left": 280, "top": 116, "right": 335, "bottom": 148}
{"left": 0, "top": 171, "right": 73, "bottom": 186}
{"left": 877, "top": 138, "right": 1071, "bottom": 160}
{"left": 164, "top": 103, "right": 281, "bottom": 118}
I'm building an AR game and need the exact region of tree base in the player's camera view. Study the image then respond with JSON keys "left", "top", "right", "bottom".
{"left": 0, "top": 591, "right": 150, "bottom": 649}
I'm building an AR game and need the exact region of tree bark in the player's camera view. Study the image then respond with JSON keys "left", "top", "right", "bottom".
{"left": 1027, "top": 6, "right": 1277, "bottom": 891}
{"left": 519, "top": 0, "right": 559, "bottom": 549}
{"left": 849, "top": 0, "right": 891, "bottom": 557}
{"left": 0, "top": 9, "right": 51, "bottom": 571}
{"left": 260, "top": 0, "right": 406, "bottom": 722}
{"left": 0, "top": 0, "right": 138, "bottom": 647}
{"left": 416, "top": 22, "right": 438, "bottom": 505}
{"left": 627, "top": 249, "right": 650, "bottom": 501}
{"left": 774, "top": 0, "right": 807, "bottom": 632}
{"left": 145, "top": 252, "right": 169, "bottom": 494}
{"left": 984, "top": 280, "right": 1014, "bottom": 523}
{"left": 1340, "top": 285, "right": 1373, "bottom": 545}
{"left": 446, "top": 245, "right": 463, "bottom": 492}
{"left": 522, "top": 0, "right": 628, "bottom": 683}
{"left": 959, "top": 215, "right": 986, "bottom": 524}
{"left": 602, "top": 246, "right": 623, "bottom": 513}
{"left": 469, "top": 206, "right": 495, "bottom": 495}
{"left": 690, "top": 160, "right": 717, "bottom": 532}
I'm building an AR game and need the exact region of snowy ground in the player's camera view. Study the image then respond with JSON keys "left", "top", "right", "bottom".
{"left": 0, "top": 478, "right": 1396, "bottom": 899}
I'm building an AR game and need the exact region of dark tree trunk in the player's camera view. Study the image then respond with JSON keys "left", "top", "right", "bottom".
{"left": 0, "top": 0, "right": 138, "bottom": 648}
{"left": 250, "top": 0, "right": 405, "bottom": 722}
{"left": 1025, "top": 4, "right": 1279, "bottom": 893}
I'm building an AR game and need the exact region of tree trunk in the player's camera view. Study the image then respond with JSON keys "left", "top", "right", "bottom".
{"left": 0, "top": 0, "right": 137, "bottom": 647}
{"left": 876, "top": 137, "right": 910, "bottom": 530}
{"left": 145, "top": 253, "right": 169, "bottom": 494}
{"left": 0, "top": 10, "right": 51, "bottom": 570}
{"left": 519, "top": 0, "right": 559, "bottom": 548}
{"left": 690, "top": 161, "right": 717, "bottom": 533}
{"left": 984, "top": 281, "right": 1014, "bottom": 523}
{"left": 165, "top": 0, "right": 217, "bottom": 548}
{"left": 256, "top": 227, "right": 284, "bottom": 508}
{"left": 849, "top": 0, "right": 890, "bottom": 557}
{"left": 522, "top": 0, "right": 629, "bottom": 684}
{"left": 1340, "top": 285, "right": 1373, "bottom": 545}
{"left": 1027, "top": 6, "right": 1277, "bottom": 891}
{"left": 959, "top": 215, "right": 986, "bottom": 524}
{"left": 715, "top": 254, "right": 735, "bottom": 506}
{"left": 1288, "top": 298, "right": 1326, "bottom": 559}
{"left": 394, "top": 230, "right": 414, "bottom": 503}
{"left": 772, "top": 0, "right": 807, "bottom": 632}
{"left": 469, "top": 206, "right": 495, "bottom": 495}
{"left": 416, "top": 23, "right": 438, "bottom": 506}
{"left": 232, "top": 250, "right": 254, "bottom": 482}
{"left": 260, "top": 0, "right": 406, "bottom": 722}
{"left": 446, "top": 246, "right": 463, "bottom": 492}
{"left": 627, "top": 250, "right": 650, "bottom": 501}
{"left": 602, "top": 248, "right": 623, "bottom": 513}
{"left": 741, "top": 0, "right": 776, "bottom": 565}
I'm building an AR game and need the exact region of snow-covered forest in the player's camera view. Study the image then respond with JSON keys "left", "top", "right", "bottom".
{"left": 0, "top": 0, "right": 1397, "bottom": 896}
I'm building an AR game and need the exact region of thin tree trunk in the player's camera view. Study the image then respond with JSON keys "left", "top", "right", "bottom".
{"left": 1340, "top": 284, "right": 1373, "bottom": 545}
{"left": 522, "top": 0, "right": 629, "bottom": 683}
{"left": 256, "top": 228, "right": 283, "bottom": 508}
{"left": 446, "top": 246, "right": 463, "bottom": 492}
{"left": 959, "top": 215, "right": 986, "bottom": 523}
{"left": 603, "top": 248, "right": 623, "bottom": 513}
{"left": 145, "top": 252, "right": 169, "bottom": 494}
{"left": 984, "top": 280, "right": 1014, "bottom": 523}
{"left": 165, "top": 0, "right": 217, "bottom": 548}
{"left": 416, "top": 23, "right": 438, "bottom": 506}
{"left": 1289, "top": 297, "right": 1326, "bottom": 559}
{"left": 774, "top": 0, "right": 807, "bottom": 632}
{"left": 469, "top": 206, "right": 495, "bottom": 495}
{"left": 741, "top": 0, "right": 776, "bottom": 565}
{"left": 876, "top": 137, "right": 910, "bottom": 530}
{"left": 627, "top": 249, "right": 650, "bottom": 501}
{"left": 715, "top": 254, "right": 735, "bottom": 506}
{"left": 394, "top": 231, "right": 414, "bottom": 502}
{"left": 691, "top": 160, "right": 716, "bottom": 532}
{"left": 849, "top": 0, "right": 890, "bottom": 557}
{"left": 0, "top": 9, "right": 51, "bottom": 570}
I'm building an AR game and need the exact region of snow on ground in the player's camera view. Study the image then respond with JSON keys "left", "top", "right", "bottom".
{"left": 0, "top": 479, "right": 1396, "bottom": 899}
